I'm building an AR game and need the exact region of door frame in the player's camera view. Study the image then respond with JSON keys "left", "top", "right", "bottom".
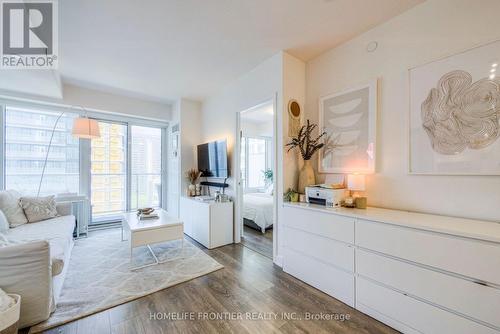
{"left": 234, "top": 94, "right": 278, "bottom": 261}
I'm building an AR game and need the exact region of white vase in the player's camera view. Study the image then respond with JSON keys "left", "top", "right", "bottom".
{"left": 298, "top": 160, "right": 315, "bottom": 194}
{"left": 188, "top": 184, "right": 196, "bottom": 196}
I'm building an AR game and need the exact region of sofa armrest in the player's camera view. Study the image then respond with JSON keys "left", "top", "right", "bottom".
{"left": 0, "top": 240, "right": 52, "bottom": 328}
{"left": 55, "top": 201, "right": 72, "bottom": 216}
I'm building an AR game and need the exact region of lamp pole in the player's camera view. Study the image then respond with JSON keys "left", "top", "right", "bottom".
{"left": 36, "top": 110, "right": 65, "bottom": 197}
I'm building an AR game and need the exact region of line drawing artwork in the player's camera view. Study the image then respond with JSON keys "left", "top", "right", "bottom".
{"left": 421, "top": 70, "right": 500, "bottom": 155}
{"left": 409, "top": 39, "right": 500, "bottom": 175}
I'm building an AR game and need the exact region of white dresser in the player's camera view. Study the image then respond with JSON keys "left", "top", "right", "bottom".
{"left": 180, "top": 196, "right": 233, "bottom": 249}
{"left": 282, "top": 203, "right": 500, "bottom": 334}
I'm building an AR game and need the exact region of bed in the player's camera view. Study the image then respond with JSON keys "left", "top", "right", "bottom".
{"left": 243, "top": 192, "right": 274, "bottom": 233}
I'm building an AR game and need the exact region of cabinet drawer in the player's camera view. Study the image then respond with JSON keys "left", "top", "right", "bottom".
{"left": 357, "top": 249, "right": 500, "bottom": 329}
{"left": 283, "top": 248, "right": 354, "bottom": 306}
{"left": 356, "top": 278, "right": 498, "bottom": 334}
{"left": 284, "top": 226, "right": 354, "bottom": 272}
{"left": 283, "top": 207, "right": 354, "bottom": 244}
{"left": 356, "top": 219, "right": 500, "bottom": 285}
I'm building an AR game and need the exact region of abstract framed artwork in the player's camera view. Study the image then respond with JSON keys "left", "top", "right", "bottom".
{"left": 318, "top": 80, "right": 377, "bottom": 174}
{"left": 409, "top": 40, "right": 500, "bottom": 175}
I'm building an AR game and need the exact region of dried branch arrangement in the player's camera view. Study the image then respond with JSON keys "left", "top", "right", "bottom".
{"left": 185, "top": 168, "right": 201, "bottom": 184}
{"left": 285, "top": 120, "right": 326, "bottom": 161}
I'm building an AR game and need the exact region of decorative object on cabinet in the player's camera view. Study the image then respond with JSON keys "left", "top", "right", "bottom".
{"left": 284, "top": 188, "right": 299, "bottom": 203}
{"left": 185, "top": 168, "right": 201, "bottom": 196}
{"left": 288, "top": 99, "right": 302, "bottom": 137}
{"left": 355, "top": 197, "right": 367, "bottom": 209}
{"left": 345, "top": 174, "right": 366, "bottom": 208}
{"left": 286, "top": 120, "right": 326, "bottom": 193}
{"left": 409, "top": 40, "right": 500, "bottom": 175}
{"left": 319, "top": 80, "right": 377, "bottom": 174}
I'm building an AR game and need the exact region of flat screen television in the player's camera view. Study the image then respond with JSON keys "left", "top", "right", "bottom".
{"left": 197, "top": 139, "right": 229, "bottom": 178}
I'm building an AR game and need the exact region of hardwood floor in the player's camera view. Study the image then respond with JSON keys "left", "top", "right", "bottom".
{"left": 241, "top": 224, "right": 273, "bottom": 259}
{"left": 41, "top": 237, "right": 399, "bottom": 334}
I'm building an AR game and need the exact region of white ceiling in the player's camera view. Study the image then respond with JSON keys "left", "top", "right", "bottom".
{"left": 241, "top": 101, "right": 274, "bottom": 124}
{"left": 59, "top": 0, "right": 423, "bottom": 103}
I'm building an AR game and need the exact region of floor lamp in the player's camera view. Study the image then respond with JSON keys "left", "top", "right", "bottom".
{"left": 36, "top": 110, "right": 101, "bottom": 197}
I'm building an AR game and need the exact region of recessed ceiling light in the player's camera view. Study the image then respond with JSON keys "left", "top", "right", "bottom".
{"left": 492, "top": 63, "right": 498, "bottom": 67}
{"left": 489, "top": 74, "right": 495, "bottom": 80}
{"left": 490, "top": 68, "right": 496, "bottom": 73}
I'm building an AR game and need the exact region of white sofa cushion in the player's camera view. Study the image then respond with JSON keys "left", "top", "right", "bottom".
{"left": 20, "top": 196, "right": 58, "bottom": 223}
{"left": 0, "top": 210, "right": 9, "bottom": 233}
{"left": 0, "top": 190, "right": 28, "bottom": 228}
{"left": 6, "top": 215, "right": 75, "bottom": 276}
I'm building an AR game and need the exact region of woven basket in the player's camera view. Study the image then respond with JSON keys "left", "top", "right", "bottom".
{"left": 0, "top": 294, "right": 20, "bottom": 334}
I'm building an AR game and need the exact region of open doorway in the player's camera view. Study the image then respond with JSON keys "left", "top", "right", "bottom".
{"left": 237, "top": 100, "right": 275, "bottom": 259}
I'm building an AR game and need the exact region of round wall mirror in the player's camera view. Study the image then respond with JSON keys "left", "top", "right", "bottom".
{"left": 289, "top": 100, "right": 301, "bottom": 118}
{"left": 288, "top": 100, "right": 301, "bottom": 137}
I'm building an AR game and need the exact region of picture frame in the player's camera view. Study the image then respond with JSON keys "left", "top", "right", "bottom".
{"left": 408, "top": 39, "right": 500, "bottom": 175}
{"left": 318, "top": 80, "right": 377, "bottom": 174}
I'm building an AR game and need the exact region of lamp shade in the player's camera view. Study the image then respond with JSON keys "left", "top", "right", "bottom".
{"left": 72, "top": 117, "right": 100, "bottom": 139}
{"left": 347, "top": 174, "right": 365, "bottom": 191}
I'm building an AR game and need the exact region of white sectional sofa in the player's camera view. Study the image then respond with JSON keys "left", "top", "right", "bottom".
{"left": 0, "top": 198, "right": 75, "bottom": 328}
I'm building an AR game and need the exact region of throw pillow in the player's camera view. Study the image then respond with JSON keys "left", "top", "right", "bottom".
{"left": 20, "top": 196, "right": 58, "bottom": 223}
{"left": 0, "top": 210, "right": 9, "bottom": 232}
{"left": 0, "top": 190, "right": 28, "bottom": 227}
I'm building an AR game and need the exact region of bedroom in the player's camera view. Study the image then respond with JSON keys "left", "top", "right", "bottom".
{"left": 237, "top": 100, "right": 275, "bottom": 259}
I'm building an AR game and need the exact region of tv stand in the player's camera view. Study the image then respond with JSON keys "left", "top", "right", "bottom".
{"left": 200, "top": 181, "right": 229, "bottom": 188}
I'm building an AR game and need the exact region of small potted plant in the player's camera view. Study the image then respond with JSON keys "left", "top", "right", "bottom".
{"left": 284, "top": 188, "right": 299, "bottom": 202}
{"left": 185, "top": 169, "right": 201, "bottom": 197}
{"left": 285, "top": 120, "right": 326, "bottom": 194}
{"left": 262, "top": 169, "right": 273, "bottom": 186}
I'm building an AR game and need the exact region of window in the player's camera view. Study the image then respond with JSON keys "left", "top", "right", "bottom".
{"left": 4, "top": 106, "right": 79, "bottom": 195}
{"left": 90, "top": 121, "right": 127, "bottom": 220}
{"left": 1, "top": 103, "right": 167, "bottom": 225}
{"left": 130, "top": 125, "right": 162, "bottom": 209}
{"left": 240, "top": 136, "right": 271, "bottom": 190}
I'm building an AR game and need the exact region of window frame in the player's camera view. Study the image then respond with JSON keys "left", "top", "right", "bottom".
{"left": 0, "top": 99, "right": 168, "bottom": 223}
{"left": 241, "top": 135, "right": 272, "bottom": 192}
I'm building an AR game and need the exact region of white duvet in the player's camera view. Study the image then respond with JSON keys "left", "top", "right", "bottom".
{"left": 243, "top": 193, "right": 274, "bottom": 232}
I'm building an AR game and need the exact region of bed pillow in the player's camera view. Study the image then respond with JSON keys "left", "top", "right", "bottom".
{"left": 20, "top": 196, "right": 58, "bottom": 223}
{"left": 0, "top": 190, "right": 28, "bottom": 227}
{"left": 0, "top": 210, "right": 9, "bottom": 233}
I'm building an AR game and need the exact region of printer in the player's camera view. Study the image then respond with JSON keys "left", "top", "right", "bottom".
{"left": 305, "top": 186, "right": 347, "bottom": 207}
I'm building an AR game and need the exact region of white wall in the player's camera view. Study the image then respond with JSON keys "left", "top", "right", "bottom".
{"left": 199, "top": 51, "right": 306, "bottom": 264}
{"left": 200, "top": 52, "right": 285, "bottom": 262}
{"left": 306, "top": 0, "right": 500, "bottom": 222}
{"left": 201, "top": 52, "right": 283, "bottom": 197}
{"left": 179, "top": 99, "right": 202, "bottom": 193}
{"left": 63, "top": 84, "right": 172, "bottom": 121}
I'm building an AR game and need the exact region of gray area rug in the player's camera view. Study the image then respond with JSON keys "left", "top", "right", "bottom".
{"left": 30, "top": 229, "right": 223, "bottom": 333}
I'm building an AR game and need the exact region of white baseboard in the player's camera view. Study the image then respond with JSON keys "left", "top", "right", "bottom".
{"left": 274, "top": 255, "right": 283, "bottom": 267}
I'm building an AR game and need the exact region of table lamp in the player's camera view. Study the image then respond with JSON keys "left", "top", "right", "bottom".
{"left": 346, "top": 174, "right": 367, "bottom": 209}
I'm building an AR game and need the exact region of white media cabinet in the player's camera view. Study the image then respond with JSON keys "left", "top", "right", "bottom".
{"left": 180, "top": 196, "right": 233, "bottom": 249}
{"left": 282, "top": 202, "right": 500, "bottom": 334}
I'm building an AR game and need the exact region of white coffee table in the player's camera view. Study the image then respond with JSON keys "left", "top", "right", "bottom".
{"left": 121, "top": 209, "right": 184, "bottom": 270}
